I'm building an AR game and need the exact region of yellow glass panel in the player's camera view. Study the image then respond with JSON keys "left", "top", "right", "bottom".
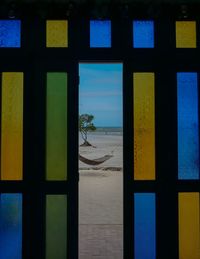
{"left": 46, "top": 20, "right": 68, "bottom": 48}
{"left": 134, "top": 73, "right": 155, "bottom": 180}
{"left": 1, "top": 73, "right": 23, "bottom": 180}
{"left": 179, "top": 193, "right": 200, "bottom": 259}
{"left": 176, "top": 21, "right": 196, "bottom": 48}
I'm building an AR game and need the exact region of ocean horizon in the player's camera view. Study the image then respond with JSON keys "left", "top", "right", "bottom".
{"left": 84, "top": 126, "right": 123, "bottom": 135}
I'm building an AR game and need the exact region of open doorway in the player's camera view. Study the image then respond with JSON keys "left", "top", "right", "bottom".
{"left": 79, "top": 63, "right": 123, "bottom": 258}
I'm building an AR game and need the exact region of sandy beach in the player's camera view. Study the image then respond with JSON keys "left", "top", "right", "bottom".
{"left": 79, "top": 133, "right": 123, "bottom": 169}
{"left": 79, "top": 132, "right": 123, "bottom": 259}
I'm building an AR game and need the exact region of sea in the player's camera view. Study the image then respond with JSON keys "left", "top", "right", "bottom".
{"left": 89, "top": 127, "right": 123, "bottom": 136}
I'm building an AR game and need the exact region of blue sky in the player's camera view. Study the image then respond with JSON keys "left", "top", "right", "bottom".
{"left": 79, "top": 63, "right": 123, "bottom": 127}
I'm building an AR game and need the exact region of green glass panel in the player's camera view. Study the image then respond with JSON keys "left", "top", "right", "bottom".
{"left": 46, "top": 73, "right": 67, "bottom": 180}
{"left": 46, "top": 195, "right": 67, "bottom": 259}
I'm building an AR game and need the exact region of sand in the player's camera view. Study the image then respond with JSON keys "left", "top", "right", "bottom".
{"left": 79, "top": 133, "right": 123, "bottom": 169}
{"left": 79, "top": 133, "right": 123, "bottom": 259}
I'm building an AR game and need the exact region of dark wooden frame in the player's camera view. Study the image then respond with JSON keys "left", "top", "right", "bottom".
{"left": 0, "top": 14, "right": 199, "bottom": 259}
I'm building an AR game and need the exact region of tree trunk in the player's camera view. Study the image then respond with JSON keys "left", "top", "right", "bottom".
{"left": 80, "top": 140, "right": 92, "bottom": 147}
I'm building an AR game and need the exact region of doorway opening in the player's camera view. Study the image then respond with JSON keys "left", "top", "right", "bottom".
{"left": 79, "top": 63, "right": 123, "bottom": 258}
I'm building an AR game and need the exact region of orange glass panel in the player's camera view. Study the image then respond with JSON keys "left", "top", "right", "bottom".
{"left": 134, "top": 73, "right": 155, "bottom": 180}
{"left": 179, "top": 193, "right": 200, "bottom": 259}
{"left": 1, "top": 72, "right": 23, "bottom": 180}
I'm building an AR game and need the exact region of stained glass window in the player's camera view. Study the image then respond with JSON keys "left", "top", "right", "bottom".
{"left": 46, "top": 20, "right": 68, "bottom": 48}
{"left": 1, "top": 72, "right": 23, "bottom": 180}
{"left": 179, "top": 193, "right": 200, "bottom": 259}
{"left": 0, "top": 194, "right": 22, "bottom": 259}
{"left": 0, "top": 13, "right": 199, "bottom": 259}
{"left": 133, "top": 73, "right": 155, "bottom": 180}
{"left": 134, "top": 193, "right": 156, "bottom": 259}
{"left": 176, "top": 21, "right": 196, "bottom": 48}
{"left": 177, "top": 72, "right": 199, "bottom": 179}
{"left": 0, "top": 20, "right": 21, "bottom": 47}
{"left": 46, "top": 195, "right": 67, "bottom": 259}
{"left": 90, "top": 20, "right": 111, "bottom": 48}
{"left": 46, "top": 73, "right": 67, "bottom": 181}
{"left": 133, "top": 21, "right": 154, "bottom": 48}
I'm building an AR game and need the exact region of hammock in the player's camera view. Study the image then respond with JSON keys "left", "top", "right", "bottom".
{"left": 79, "top": 154, "right": 113, "bottom": 166}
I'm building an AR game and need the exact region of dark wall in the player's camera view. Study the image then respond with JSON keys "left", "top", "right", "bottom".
{"left": 2, "top": 0, "right": 200, "bottom": 4}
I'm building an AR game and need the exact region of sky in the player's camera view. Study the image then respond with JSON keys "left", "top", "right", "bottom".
{"left": 79, "top": 63, "right": 123, "bottom": 127}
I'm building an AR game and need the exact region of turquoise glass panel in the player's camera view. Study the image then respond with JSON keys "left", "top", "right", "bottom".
{"left": 90, "top": 20, "right": 111, "bottom": 48}
{"left": 134, "top": 193, "right": 156, "bottom": 259}
{"left": 177, "top": 73, "right": 199, "bottom": 179}
{"left": 133, "top": 21, "right": 154, "bottom": 48}
{"left": 0, "top": 20, "right": 21, "bottom": 47}
{"left": 0, "top": 194, "right": 22, "bottom": 259}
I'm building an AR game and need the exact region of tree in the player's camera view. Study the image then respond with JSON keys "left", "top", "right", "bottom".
{"left": 79, "top": 114, "right": 96, "bottom": 146}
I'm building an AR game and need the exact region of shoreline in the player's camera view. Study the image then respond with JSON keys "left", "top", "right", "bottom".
{"left": 79, "top": 167, "right": 122, "bottom": 171}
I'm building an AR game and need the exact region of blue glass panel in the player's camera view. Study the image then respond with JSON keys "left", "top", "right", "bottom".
{"left": 90, "top": 20, "right": 111, "bottom": 48}
{"left": 133, "top": 21, "right": 154, "bottom": 48}
{"left": 134, "top": 193, "right": 156, "bottom": 259}
{"left": 177, "top": 73, "right": 199, "bottom": 179}
{"left": 0, "top": 20, "right": 21, "bottom": 47}
{"left": 0, "top": 194, "right": 22, "bottom": 259}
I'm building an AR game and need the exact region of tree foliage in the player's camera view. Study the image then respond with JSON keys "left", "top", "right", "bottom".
{"left": 79, "top": 114, "right": 96, "bottom": 146}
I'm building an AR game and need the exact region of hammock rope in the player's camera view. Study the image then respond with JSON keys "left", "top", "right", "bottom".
{"left": 79, "top": 153, "right": 113, "bottom": 166}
